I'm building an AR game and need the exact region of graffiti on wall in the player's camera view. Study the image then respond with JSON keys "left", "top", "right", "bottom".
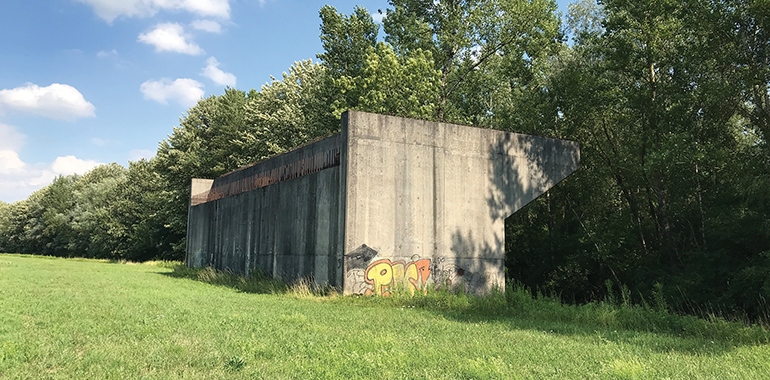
{"left": 344, "top": 244, "right": 496, "bottom": 296}
{"left": 364, "top": 258, "right": 432, "bottom": 296}
{"left": 430, "top": 256, "right": 498, "bottom": 294}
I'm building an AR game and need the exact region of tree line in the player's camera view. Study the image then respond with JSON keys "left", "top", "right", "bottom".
{"left": 1, "top": 0, "right": 768, "bottom": 320}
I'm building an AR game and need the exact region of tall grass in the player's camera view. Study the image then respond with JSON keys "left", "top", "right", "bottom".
{"left": 169, "top": 265, "right": 337, "bottom": 298}
{"left": 172, "top": 265, "right": 770, "bottom": 346}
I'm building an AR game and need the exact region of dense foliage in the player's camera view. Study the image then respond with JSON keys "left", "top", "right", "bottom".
{"left": 1, "top": 0, "right": 768, "bottom": 321}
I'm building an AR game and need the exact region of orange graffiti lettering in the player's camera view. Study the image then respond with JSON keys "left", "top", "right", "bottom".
{"left": 405, "top": 259, "right": 432, "bottom": 295}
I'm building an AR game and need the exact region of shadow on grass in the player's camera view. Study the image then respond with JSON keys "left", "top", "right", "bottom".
{"left": 162, "top": 264, "right": 770, "bottom": 353}
{"left": 161, "top": 264, "right": 338, "bottom": 297}
{"left": 343, "top": 285, "right": 770, "bottom": 355}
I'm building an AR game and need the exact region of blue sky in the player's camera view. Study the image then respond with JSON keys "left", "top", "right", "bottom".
{"left": 0, "top": 0, "right": 570, "bottom": 203}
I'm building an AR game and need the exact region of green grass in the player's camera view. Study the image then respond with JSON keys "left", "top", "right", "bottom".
{"left": 1, "top": 254, "right": 769, "bottom": 379}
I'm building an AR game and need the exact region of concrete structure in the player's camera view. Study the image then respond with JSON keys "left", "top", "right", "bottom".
{"left": 186, "top": 111, "right": 580, "bottom": 295}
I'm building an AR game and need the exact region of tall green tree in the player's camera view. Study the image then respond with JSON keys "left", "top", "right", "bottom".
{"left": 67, "top": 163, "right": 128, "bottom": 259}
{"left": 731, "top": 0, "right": 770, "bottom": 147}
{"left": 235, "top": 60, "right": 338, "bottom": 161}
{"left": 317, "top": 5, "right": 380, "bottom": 80}
{"left": 316, "top": 5, "right": 380, "bottom": 116}
{"left": 334, "top": 42, "right": 441, "bottom": 118}
{"left": 507, "top": 0, "right": 770, "bottom": 320}
{"left": 317, "top": 6, "right": 441, "bottom": 119}
{"left": 383, "top": 0, "right": 562, "bottom": 123}
{"left": 154, "top": 89, "right": 253, "bottom": 257}
{"left": 109, "top": 159, "right": 175, "bottom": 261}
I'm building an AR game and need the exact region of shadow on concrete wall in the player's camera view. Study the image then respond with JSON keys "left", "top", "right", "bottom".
{"left": 432, "top": 133, "right": 548, "bottom": 293}
{"left": 448, "top": 228, "right": 500, "bottom": 293}
{"left": 488, "top": 133, "right": 579, "bottom": 288}
{"left": 446, "top": 132, "right": 558, "bottom": 292}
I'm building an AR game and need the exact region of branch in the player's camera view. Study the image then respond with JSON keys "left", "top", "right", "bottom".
{"left": 443, "top": 33, "right": 521, "bottom": 101}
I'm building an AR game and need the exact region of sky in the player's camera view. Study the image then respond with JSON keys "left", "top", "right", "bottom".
{"left": 0, "top": 0, "right": 571, "bottom": 203}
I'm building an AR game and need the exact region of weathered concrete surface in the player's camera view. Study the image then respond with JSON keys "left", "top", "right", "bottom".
{"left": 341, "top": 112, "right": 580, "bottom": 294}
{"left": 186, "top": 110, "right": 579, "bottom": 295}
{"left": 186, "top": 133, "right": 346, "bottom": 285}
{"left": 186, "top": 179, "right": 213, "bottom": 268}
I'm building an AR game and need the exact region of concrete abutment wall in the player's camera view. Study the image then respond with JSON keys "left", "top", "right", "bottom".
{"left": 186, "top": 111, "right": 580, "bottom": 295}
{"left": 341, "top": 112, "right": 580, "bottom": 294}
{"left": 186, "top": 133, "right": 346, "bottom": 286}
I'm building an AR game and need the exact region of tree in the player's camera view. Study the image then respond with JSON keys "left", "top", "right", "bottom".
{"left": 317, "top": 5, "right": 380, "bottom": 80}
{"left": 154, "top": 89, "right": 254, "bottom": 258}
{"left": 108, "top": 159, "right": 176, "bottom": 261}
{"left": 67, "top": 163, "right": 128, "bottom": 258}
{"left": 505, "top": 0, "right": 770, "bottom": 320}
{"left": 236, "top": 60, "right": 338, "bottom": 161}
{"left": 731, "top": 0, "right": 770, "bottom": 147}
{"left": 383, "top": 0, "right": 562, "bottom": 122}
{"left": 334, "top": 42, "right": 441, "bottom": 118}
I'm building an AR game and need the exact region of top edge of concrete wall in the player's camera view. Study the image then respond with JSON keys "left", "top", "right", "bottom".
{"left": 216, "top": 132, "right": 343, "bottom": 179}
{"left": 189, "top": 110, "right": 581, "bottom": 207}
{"left": 193, "top": 110, "right": 581, "bottom": 182}
{"left": 343, "top": 111, "right": 581, "bottom": 145}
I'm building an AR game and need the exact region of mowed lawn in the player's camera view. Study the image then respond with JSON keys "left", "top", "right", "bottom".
{"left": 0, "top": 254, "right": 768, "bottom": 379}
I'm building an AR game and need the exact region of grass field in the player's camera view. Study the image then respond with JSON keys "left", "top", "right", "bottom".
{"left": 1, "top": 254, "right": 769, "bottom": 379}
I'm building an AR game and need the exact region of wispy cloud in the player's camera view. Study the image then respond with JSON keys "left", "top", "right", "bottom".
{"left": 0, "top": 83, "right": 96, "bottom": 121}
{"left": 201, "top": 57, "right": 236, "bottom": 87}
{"left": 91, "top": 137, "right": 110, "bottom": 147}
{"left": 191, "top": 19, "right": 222, "bottom": 33}
{"left": 140, "top": 78, "right": 204, "bottom": 108}
{"left": 50, "top": 155, "right": 101, "bottom": 175}
{"left": 129, "top": 149, "right": 156, "bottom": 161}
{"left": 138, "top": 23, "right": 204, "bottom": 55}
{"left": 76, "top": 0, "right": 231, "bottom": 23}
{"left": 0, "top": 155, "right": 102, "bottom": 203}
{"left": 0, "top": 124, "right": 26, "bottom": 175}
{"left": 97, "top": 49, "right": 119, "bottom": 59}
{"left": 0, "top": 123, "right": 26, "bottom": 152}
{"left": 0, "top": 150, "right": 26, "bottom": 174}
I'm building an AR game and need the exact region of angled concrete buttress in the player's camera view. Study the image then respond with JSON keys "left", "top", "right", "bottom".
{"left": 186, "top": 110, "right": 580, "bottom": 295}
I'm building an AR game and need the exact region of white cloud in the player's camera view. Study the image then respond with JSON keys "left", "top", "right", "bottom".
{"left": 140, "top": 78, "right": 204, "bottom": 107}
{"left": 51, "top": 156, "right": 101, "bottom": 175}
{"left": 0, "top": 124, "right": 26, "bottom": 175}
{"left": 201, "top": 57, "right": 236, "bottom": 87}
{"left": 191, "top": 19, "right": 222, "bottom": 33}
{"left": 0, "top": 169, "right": 47, "bottom": 202}
{"left": 76, "top": 0, "right": 231, "bottom": 23}
{"left": 129, "top": 149, "right": 156, "bottom": 161}
{"left": 0, "top": 154, "right": 103, "bottom": 203}
{"left": 0, "top": 150, "right": 25, "bottom": 174}
{"left": 0, "top": 123, "right": 26, "bottom": 152}
{"left": 372, "top": 11, "right": 385, "bottom": 23}
{"left": 0, "top": 83, "right": 96, "bottom": 121}
{"left": 97, "top": 49, "right": 118, "bottom": 58}
{"left": 138, "top": 23, "right": 204, "bottom": 55}
{"left": 0, "top": 123, "right": 106, "bottom": 203}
